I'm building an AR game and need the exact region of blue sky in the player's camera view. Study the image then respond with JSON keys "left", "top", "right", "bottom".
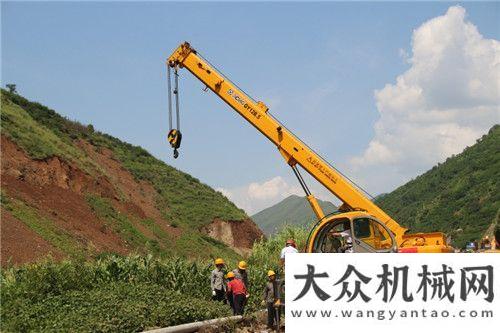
{"left": 2, "top": 1, "right": 499, "bottom": 213}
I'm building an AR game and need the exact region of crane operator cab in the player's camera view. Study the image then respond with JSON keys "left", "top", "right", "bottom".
{"left": 306, "top": 212, "right": 398, "bottom": 253}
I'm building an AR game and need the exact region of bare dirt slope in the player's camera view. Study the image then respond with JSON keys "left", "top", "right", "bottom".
{"left": 201, "top": 218, "right": 265, "bottom": 256}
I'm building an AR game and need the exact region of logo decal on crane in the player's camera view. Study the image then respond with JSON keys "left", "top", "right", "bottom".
{"left": 306, "top": 156, "right": 338, "bottom": 183}
{"left": 227, "top": 89, "right": 261, "bottom": 120}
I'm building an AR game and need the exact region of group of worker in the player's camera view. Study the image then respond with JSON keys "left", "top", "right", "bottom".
{"left": 210, "top": 239, "right": 298, "bottom": 329}
{"left": 210, "top": 259, "right": 249, "bottom": 316}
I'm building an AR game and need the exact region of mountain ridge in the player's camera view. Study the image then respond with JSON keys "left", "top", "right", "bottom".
{"left": 376, "top": 125, "right": 499, "bottom": 247}
{"left": 251, "top": 194, "right": 337, "bottom": 235}
{"left": 0, "top": 90, "right": 264, "bottom": 265}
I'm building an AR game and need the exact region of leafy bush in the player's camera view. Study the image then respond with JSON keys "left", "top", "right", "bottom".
{"left": 2, "top": 282, "right": 230, "bottom": 332}
{"left": 1, "top": 255, "right": 214, "bottom": 302}
{"left": 0, "top": 255, "right": 228, "bottom": 332}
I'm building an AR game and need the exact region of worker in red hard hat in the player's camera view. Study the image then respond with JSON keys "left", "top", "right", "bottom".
{"left": 280, "top": 239, "right": 298, "bottom": 266}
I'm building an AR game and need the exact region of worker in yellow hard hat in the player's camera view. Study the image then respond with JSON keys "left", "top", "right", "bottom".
{"left": 226, "top": 270, "right": 247, "bottom": 315}
{"left": 232, "top": 261, "right": 249, "bottom": 288}
{"left": 225, "top": 271, "right": 235, "bottom": 312}
{"left": 262, "top": 270, "right": 280, "bottom": 330}
{"left": 210, "top": 258, "right": 227, "bottom": 303}
{"left": 232, "top": 260, "right": 249, "bottom": 301}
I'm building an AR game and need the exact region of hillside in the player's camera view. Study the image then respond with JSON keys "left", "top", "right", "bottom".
{"left": 376, "top": 125, "right": 500, "bottom": 248}
{"left": 0, "top": 90, "right": 264, "bottom": 265}
{"left": 252, "top": 195, "right": 337, "bottom": 235}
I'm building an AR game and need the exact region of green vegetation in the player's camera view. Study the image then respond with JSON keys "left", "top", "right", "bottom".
{"left": 90, "top": 133, "right": 247, "bottom": 227}
{"left": 140, "top": 218, "right": 170, "bottom": 240}
{"left": 0, "top": 255, "right": 230, "bottom": 332}
{"left": 84, "top": 193, "right": 239, "bottom": 259}
{"left": 376, "top": 125, "right": 500, "bottom": 248}
{"left": 85, "top": 195, "right": 150, "bottom": 249}
{"left": 252, "top": 194, "right": 336, "bottom": 235}
{"left": 1, "top": 226, "right": 307, "bottom": 332}
{"left": 2, "top": 197, "right": 84, "bottom": 258}
{"left": 0, "top": 96, "right": 98, "bottom": 173}
{"left": 4, "top": 282, "right": 228, "bottom": 332}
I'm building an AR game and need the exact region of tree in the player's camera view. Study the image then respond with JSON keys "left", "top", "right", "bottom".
{"left": 6, "top": 84, "right": 17, "bottom": 94}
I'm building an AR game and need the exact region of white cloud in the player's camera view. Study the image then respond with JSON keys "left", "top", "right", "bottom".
{"left": 217, "top": 176, "right": 302, "bottom": 215}
{"left": 350, "top": 5, "right": 500, "bottom": 193}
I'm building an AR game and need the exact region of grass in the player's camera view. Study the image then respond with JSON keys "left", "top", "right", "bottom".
{"left": 0, "top": 95, "right": 98, "bottom": 174}
{"left": 140, "top": 218, "right": 170, "bottom": 240}
{"left": 85, "top": 194, "right": 157, "bottom": 250}
{"left": 1, "top": 197, "right": 84, "bottom": 258}
{"left": 84, "top": 194, "right": 241, "bottom": 260}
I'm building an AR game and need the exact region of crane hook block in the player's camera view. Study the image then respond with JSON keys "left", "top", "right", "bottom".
{"left": 167, "top": 129, "right": 182, "bottom": 158}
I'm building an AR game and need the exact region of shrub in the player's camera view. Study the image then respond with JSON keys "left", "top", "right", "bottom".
{"left": 1, "top": 282, "right": 230, "bottom": 332}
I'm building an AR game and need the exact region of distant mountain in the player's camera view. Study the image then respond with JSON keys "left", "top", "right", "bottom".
{"left": 376, "top": 125, "right": 500, "bottom": 248}
{"left": 373, "top": 193, "right": 388, "bottom": 201}
{"left": 252, "top": 195, "right": 337, "bottom": 235}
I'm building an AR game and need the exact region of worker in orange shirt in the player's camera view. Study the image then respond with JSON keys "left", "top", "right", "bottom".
{"left": 226, "top": 271, "right": 247, "bottom": 315}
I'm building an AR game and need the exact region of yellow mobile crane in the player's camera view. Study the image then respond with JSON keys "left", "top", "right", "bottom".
{"left": 166, "top": 42, "right": 453, "bottom": 253}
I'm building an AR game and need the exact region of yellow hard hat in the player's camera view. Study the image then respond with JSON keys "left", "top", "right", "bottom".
{"left": 238, "top": 261, "right": 248, "bottom": 270}
{"left": 214, "top": 258, "right": 225, "bottom": 265}
{"left": 226, "top": 272, "right": 235, "bottom": 279}
{"left": 267, "top": 270, "right": 276, "bottom": 277}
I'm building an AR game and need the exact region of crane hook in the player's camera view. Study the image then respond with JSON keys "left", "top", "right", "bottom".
{"left": 167, "top": 64, "right": 182, "bottom": 158}
{"left": 167, "top": 129, "right": 182, "bottom": 159}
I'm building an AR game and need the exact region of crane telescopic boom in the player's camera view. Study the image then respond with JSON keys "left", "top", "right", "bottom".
{"left": 166, "top": 42, "right": 452, "bottom": 253}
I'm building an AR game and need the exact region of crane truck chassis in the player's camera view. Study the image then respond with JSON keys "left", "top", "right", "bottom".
{"left": 166, "top": 42, "right": 454, "bottom": 254}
